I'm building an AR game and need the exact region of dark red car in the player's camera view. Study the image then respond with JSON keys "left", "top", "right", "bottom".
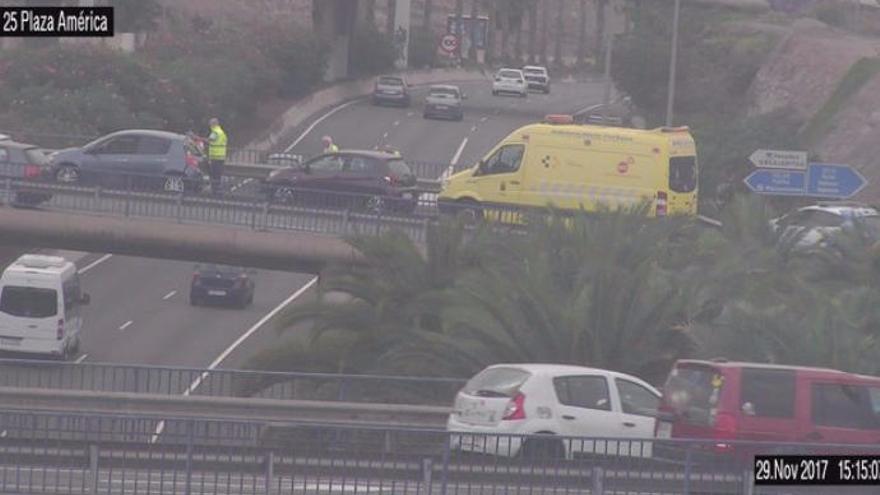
{"left": 262, "top": 150, "right": 419, "bottom": 213}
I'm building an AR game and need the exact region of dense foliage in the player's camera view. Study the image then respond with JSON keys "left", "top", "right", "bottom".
{"left": 244, "top": 197, "right": 880, "bottom": 398}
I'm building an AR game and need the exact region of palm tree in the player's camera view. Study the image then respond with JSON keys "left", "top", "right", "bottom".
{"left": 553, "top": 0, "right": 565, "bottom": 67}
{"left": 512, "top": 3, "right": 524, "bottom": 63}
{"left": 577, "top": 0, "right": 588, "bottom": 66}
{"left": 539, "top": 0, "right": 548, "bottom": 64}
{"left": 366, "top": 0, "right": 376, "bottom": 26}
{"left": 469, "top": 0, "right": 480, "bottom": 60}
{"left": 594, "top": 0, "right": 608, "bottom": 66}
{"left": 528, "top": 0, "right": 538, "bottom": 63}
{"left": 423, "top": 0, "right": 433, "bottom": 30}
{"left": 387, "top": 0, "right": 396, "bottom": 35}
{"left": 455, "top": 0, "right": 465, "bottom": 59}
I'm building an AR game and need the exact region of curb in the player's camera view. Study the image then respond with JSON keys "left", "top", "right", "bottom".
{"left": 245, "top": 68, "right": 491, "bottom": 152}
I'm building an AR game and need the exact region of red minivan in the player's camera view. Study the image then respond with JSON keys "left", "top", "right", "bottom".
{"left": 655, "top": 359, "right": 880, "bottom": 445}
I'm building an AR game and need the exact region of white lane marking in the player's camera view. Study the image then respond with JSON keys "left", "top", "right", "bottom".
{"left": 470, "top": 125, "right": 477, "bottom": 132}
{"left": 284, "top": 99, "right": 361, "bottom": 152}
{"left": 118, "top": 320, "right": 133, "bottom": 331}
{"left": 406, "top": 111, "right": 415, "bottom": 117}
{"left": 74, "top": 354, "right": 88, "bottom": 364}
{"left": 450, "top": 137, "right": 469, "bottom": 167}
{"left": 151, "top": 276, "right": 319, "bottom": 442}
{"left": 230, "top": 178, "right": 253, "bottom": 192}
{"left": 393, "top": 120, "right": 400, "bottom": 127}
{"left": 480, "top": 116, "right": 488, "bottom": 122}
{"left": 77, "top": 254, "right": 112, "bottom": 274}
{"left": 382, "top": 131, "right": 389, "bottom": 139}
{"left": 162, "top": 290, "right": 177, "bottom": 301}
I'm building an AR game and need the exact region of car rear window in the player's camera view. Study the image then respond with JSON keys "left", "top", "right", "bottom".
{"left": 24, "top": 148, "right": 49, "bottom": 166}
{"left": 379, "top": 77, "right": 403, "bottom": 86}
{"left": 0, "top": 286, "right": 58, "bottom": 318}
{"left": 669, "top": 156, "right": 697, "bottom": 193}
{"left": 463, "top": 367, "right": 531, "bottom": 398}
{"left": 387, "top": 159, "right": 412, "bottom": 178}
{"left": 499, "top": 70, "right": 521, "bottom": 79}
{"left": 429, "top": 88, "right": 458, "bottom": 98}
{"left": 812, "top": 382, "right": 879, "bottom": 430}
{"left": 663, "top": 365, "right": 723, "bottom": 426}
{"left": 741, "top": 368, "right": 796, "bottom": 418}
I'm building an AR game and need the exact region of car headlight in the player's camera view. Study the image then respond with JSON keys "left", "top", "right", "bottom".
{"left": 268, "top": 169, "right": 283, "bottom": 180}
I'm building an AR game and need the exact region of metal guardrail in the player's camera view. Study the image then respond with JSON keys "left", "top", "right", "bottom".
{"left": 0, "top": 386, "right": 451, "bottom": 429}
{"left": 0, "top": 359, "right": 465, "bottom": 405}
{"left": 2, "top": 409, "right": 873, "bottom": 495}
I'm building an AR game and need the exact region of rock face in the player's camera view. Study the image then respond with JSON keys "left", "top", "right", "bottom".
{"left": 748, "top": 21, "right": 880, "bottom": 121}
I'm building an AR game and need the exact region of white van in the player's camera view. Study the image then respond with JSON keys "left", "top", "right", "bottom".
{"left": 0, "top": 255, "right": 89, "bottom": 359}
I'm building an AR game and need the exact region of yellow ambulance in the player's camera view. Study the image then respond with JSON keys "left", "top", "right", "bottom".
{"left": 438, "top": 115, "right": 698, "bottom": 220}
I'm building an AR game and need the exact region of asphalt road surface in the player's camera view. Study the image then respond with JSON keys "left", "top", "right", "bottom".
{"left": 8, "top": 77, "right": 608, "bottom": 376}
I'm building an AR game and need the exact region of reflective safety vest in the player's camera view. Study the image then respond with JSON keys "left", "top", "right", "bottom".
{"left": 324, "top": 143, "right": 339, "bottom": 154}
{"left": 208, "top": 125, "right": 228, "bottom": 160}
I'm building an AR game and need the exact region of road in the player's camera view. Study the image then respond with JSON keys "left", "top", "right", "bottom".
{"left": 16, "top": 77, "right": 607, "bottom": 375}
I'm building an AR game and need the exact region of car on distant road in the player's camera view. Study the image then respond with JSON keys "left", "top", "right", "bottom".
{"left": 372, "top": 76, "right": 411, "bottom": 107}
{"left": 0, "top": 139, "right": 53, "bottom": 207}
{"left": 770, "top": 202, "right": 880, "bottom": 249}
{"left": 423, "top": 84, "right": 465, "bottom": 121}
{"left": 189, "top": 264, "right": 255, "bottom": 308}
{"left": 48, "top": 129, "right": 208, "bottom": 194}
{"left": 522, "top": 65, "right": 551, "bottom": 93}
{"left": 492, "top": 68, "right": 528, "bottom": 97}
{"left": 262, "top": 150, "right": 419, "bottom": 213}
{"left": 447, "top": 364, "right": 660, "bottom": 459}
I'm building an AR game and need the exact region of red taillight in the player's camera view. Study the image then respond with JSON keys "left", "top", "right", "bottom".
{"left": 656, "top": 191, "right": 668, "bottom": 217}
{"left": 56, "top": 319, "right": 64, "bottom": 340}
{"left": 235, "top": 274, "right": 247, "bottom": 287}
{"left": 192, "top": 272, "right": 200, "bottom": 284}
{"left": 713, "top": 411, "right": 737, "bottom": 451}
{"left": 24, "top": 164, "right": 41, "bottom": 179}
{"left": 502, "top": 392, "right": 526, "bottom": 420}
{"left": 185, "top": 152, "right": 199, "bottom": 169}
{"left": 384, "top": 175, "right": 399, "bottom": 186}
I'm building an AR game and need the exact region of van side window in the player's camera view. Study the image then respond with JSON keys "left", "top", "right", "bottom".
{"left": 554, "top": 376, "right": 611, "bottom": 411}
{"left": 63, "top": 276, "right": 82, "bottom": 311}
{"left": 615, "top": 378, "right": 659, "bottom": 417}
{"left": 481, "top": 144, "right": 525, "bottom": 176}
{"left": 741, "top": 368, "right": 795, "bottom": 418}
{"left": 812, "top": 383, "right": 877, "bottom": 429}
{"left": 669, "top": 156, "right": 697, "bottom": 193}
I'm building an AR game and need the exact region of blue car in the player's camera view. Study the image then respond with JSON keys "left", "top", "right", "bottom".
{"left": 48, "top": 129, "right": 208, "bottom": 193}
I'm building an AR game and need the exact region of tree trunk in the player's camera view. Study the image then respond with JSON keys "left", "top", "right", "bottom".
{"left": 366, "top": 0, "right": 376, "bottom": 26}
{"left": 423, "top": 0, "right": 432, "bottom": 30}
{"left": 513, "top": 11, "right": 523, "bottom": 64}
{"left": 455, "top": 0, "right": 464, "bottom": 59}
{"left": 500, "top": 13, "right": 508, "bottom": 63}
{"left": 528, "top": 1, "right": 538, "bottom": 63}
{"left": 554, "top": 0, "right": 564, "bottom": 67}
{"left": 469, "top": 0, "right": 480, "bottom": 60}
{"left": 539, "top": 0, "right": 548, "bottom": 64}
{"left": 594, "top": 0, "right": 607, "bottom": 65}
{"left": 576, "top": 0, "right": 587, "bottom": 66}
{"left": 486, "top": 0, "right": 497, "bottom": 64}
{"left": 387, "top": 0, "right": 396, "bottom": 35}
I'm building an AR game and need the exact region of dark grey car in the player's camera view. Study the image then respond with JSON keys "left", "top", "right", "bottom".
{"left": 0, "top": 139, "right": 53, "bottom": 206}
{"left": 372, "top": 76, "right": 411, "bottom": 107}
{"left": 48, "top": 129, "right": 208, "bottom": 193}
{"left": 423, "top": 85, "right": 465, "bottom": 121}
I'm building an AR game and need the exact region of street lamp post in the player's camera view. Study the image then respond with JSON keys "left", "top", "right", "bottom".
{"left": 665, "top": 0, "right": 681, "bottom": 127}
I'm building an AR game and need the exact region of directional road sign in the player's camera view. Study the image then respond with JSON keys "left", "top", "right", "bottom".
{"left": 744, "top": 163, "right": 867, "bottom": 199}
{"left": 806, "top": 163, "right": 867, "bottom": 199}
{"left": 744, "top": 169, "right": 807, "bottom": 196}
{"left": 749, "top": 149, "right": 808, "bottom": 170}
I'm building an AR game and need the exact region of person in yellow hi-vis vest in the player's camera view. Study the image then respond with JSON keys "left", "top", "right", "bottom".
{"left": 205, "top": 117, "right": 227, "bottom": 195}
{"left": 321, "top": 135, "right": 339, "bottom": 154}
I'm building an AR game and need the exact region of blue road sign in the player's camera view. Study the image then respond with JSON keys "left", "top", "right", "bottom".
{"left": 806, "top": 163, "right": 867, "bottom": 199}
{"left": 744, "top": 169, "right": 807, "bottom": 196}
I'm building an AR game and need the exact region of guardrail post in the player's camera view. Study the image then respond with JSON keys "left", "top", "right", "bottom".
{"left": 88, "top": 444, "right": 99, "bottom": 495}
{"left": 124, "top": 176, "right": 131, "bottom": 217}
{"left": 343, "top": 209, "right": 350, "bottom": 235}
{"left": 93, "top": 185, "right": 101, "bottom": 211}
{"left": 422, "top": 458, "right": 433, "bottom": 493}
{"left": 683, "top": 445, "right": 693, "bottom": 495}
{"left": 591, "top": 466, "right": 604, "bottom": 495}
{"left": 265, "top": 451, "right": 275, "bottom": 495}
{"left": 260, "top": 201, "right": 269, "bottom": 231}
{"left": 185, "top": 420, "right": 194, "bottom": 495}
{"left": 439, "top": 434, "right": 451, "bottom": 495}
{"left": 2, "top": 178, "right": 10, "bottom": 206}
{"left": 742, "top": 468, "right": 754, "bottom": 495}
{"left": 176, "top": 191, "right": 184, "bottom": 223}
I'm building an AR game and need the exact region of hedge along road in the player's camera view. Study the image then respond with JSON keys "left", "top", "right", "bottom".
{"left": 61, "top": 77, "right": 607, "bottom": 376}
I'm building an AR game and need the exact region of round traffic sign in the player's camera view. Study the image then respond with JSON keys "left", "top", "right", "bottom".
{"left": 440, "top": 34, "right": 458, "bottom": 54}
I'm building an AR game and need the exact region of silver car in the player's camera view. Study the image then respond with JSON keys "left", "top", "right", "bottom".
{"left": 423, "top": 85, "right": 466, "bottom": 121}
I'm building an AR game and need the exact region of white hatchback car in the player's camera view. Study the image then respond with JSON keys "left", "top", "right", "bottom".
{"left": 492, "top": 68, "right": 528, "bottom": 97}
{"left": 447, "top": 364, "right": 660, "bottom": 459}
{"left": 770, "top": 202, "right": 880, "bottom": 249}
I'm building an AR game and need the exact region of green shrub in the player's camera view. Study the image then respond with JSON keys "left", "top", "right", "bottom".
{"left": 814, "top": 4, "right": 847, "bottom": 28}
{"left": 350, "top": 27, "right": 396, "bottom": 76}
